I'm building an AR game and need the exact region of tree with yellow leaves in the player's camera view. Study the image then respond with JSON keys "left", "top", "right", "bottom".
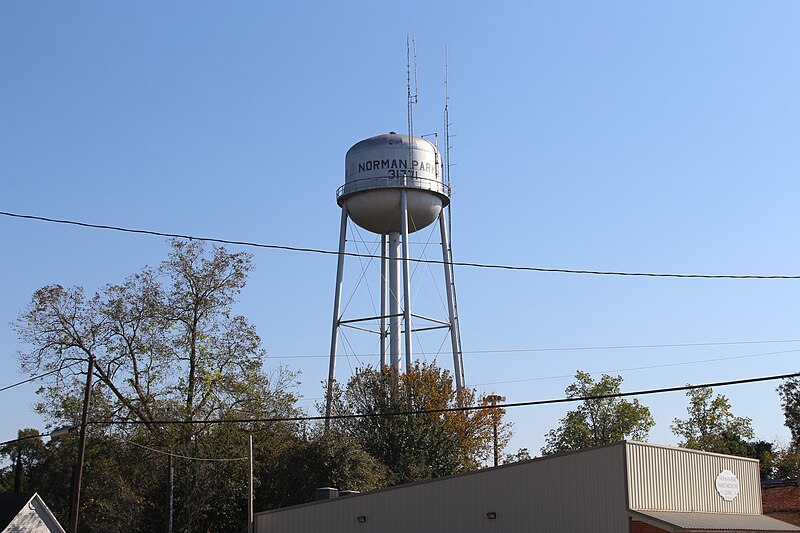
{"left": 328, "top": 362, "right": 510, "bottom": 485}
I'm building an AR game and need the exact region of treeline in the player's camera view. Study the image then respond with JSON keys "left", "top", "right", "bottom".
{"left": 6, "top": 239, "right": 800, "bottom": 531}
{"left": 0, "top": 241, "right": 506, "bottom": 532}
{"left": 537, "top": 370, "right": 800, "bottom": 481}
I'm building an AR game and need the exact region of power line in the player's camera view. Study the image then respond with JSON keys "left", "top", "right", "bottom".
{"left": 266, "top": 338, "right": 800, "bottom": 359}
{"left": 124, "top": 440, "right": 247, "bottom": 462}
{"left": 1, "top": 339, "right": 794, "bottom": 392}
{"left": 273, "top": 343, "right": 800, "bottom": 389}
{"left": 5, "top": 345, "right": 793, "bottom": 402}
{"left": 459, "top": 339, "right": 800, "bottom": 355}
{"left": 0, "top": 431, "right": 56, "bottom": 447}
{"left": 0, "top": 432, "right": 247, "bottom": 463}
{"left": 470, "top": 348, "right": 800, "bottom": 387}
{"left": 7, "top": 371, "right": 798, "bottom": 445}
{"left": 176, "top": 347, "right": 800, "bottom": 398}
{"left": 2, "top": 342, "right": 794, "bottom": 411}
{"left": 3, "top": 210, "right": 799, "bottom": 280}
{"left": 86, "top": 371, "right": 800, "bottom": 426}
{"left": 0, "top": 361, "right": 84, "bottom": 393}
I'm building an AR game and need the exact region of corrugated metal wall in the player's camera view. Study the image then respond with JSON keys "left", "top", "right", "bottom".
{"left": 256, "top": 442, "right": 766, "bottom": 532}
{"left": 256, "top": 443, "right": 629, "bottom": 533}
{"left": 625, "top": 442, "right": 761, "bottom": 514}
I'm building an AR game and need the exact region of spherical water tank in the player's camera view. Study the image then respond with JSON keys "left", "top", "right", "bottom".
{"left": 338, "top": 133, "right": 450, "bottom": 235}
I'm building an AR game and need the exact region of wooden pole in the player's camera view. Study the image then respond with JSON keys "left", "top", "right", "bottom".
{"left": 69, "top": 353, "right": 95, "bottom": 533}
{"left": 248, "top": 434, "right": 254, "bottom": 533}
{"left": 166, "top": 454, "right": 174, "bottom": 533}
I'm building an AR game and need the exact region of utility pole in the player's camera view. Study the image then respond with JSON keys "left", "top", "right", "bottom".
{"left": 485, "top": 394, "right": 506, "bottom": 467}
{"left": 166, "top": 454, "right": 174, "bottom": 533}
{"left": 69, "top": 352, "right": 96, "bottom": 533}
{"left": 248, "top": 434, "right": 254, "bottom": 533}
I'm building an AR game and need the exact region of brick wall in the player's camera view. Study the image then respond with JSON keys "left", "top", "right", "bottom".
{"left": 763, "top": 482, "right": 800, "bottom": 527}
{"left": 629, "top": 519, "right": 668, "bottom": 533}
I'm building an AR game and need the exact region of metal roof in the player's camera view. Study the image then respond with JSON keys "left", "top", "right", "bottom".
{"left": 631, "top": 510, "right": 800, "bottom": 532}
{"left": 257, "top": 442, "right": 800, "bottom": 533}
{"left": 0, "top": 493, "right": 35, "bottom": 531}
{"left": 0, "top": 492, "right": 65, "bottom": 533}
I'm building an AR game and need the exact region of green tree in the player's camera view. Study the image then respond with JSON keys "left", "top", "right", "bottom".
{"left": 329, "top": 362, "right": 509, "bottom": 485}
{"left": 773, "top": 448, "right": 800, "bottom": 478}
{"left": 258, "top": 430, "right": 387, "bottom": 509}
{"left": 743, "top": 440, "right": 778, "bottom": 480}
{"left": 1, "top": 426, "right": 163, "bottom": 530}
{"left": 15, "top": 240, "right": 294, "bottom": 433}
{"left": 541, "top": 371, "right": 654, "bottom": 455}
{"left": 778, "top": 377, "right": 800, "bottom": 448}
{"left": 502, "top": 448, "right": 532, "bottom": 464}
{"left": 671, "top": 387, "right": 754, "bottom": 455}
{"left": 14, "top": 240, "right": 300, "bottom": 532}
{"left": 0, "top": 429, "right": 46, "bottom": 493}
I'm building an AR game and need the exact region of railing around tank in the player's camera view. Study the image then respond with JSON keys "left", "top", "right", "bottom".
{"left": 336, "top": 176, "right": 450, "bottom": 201}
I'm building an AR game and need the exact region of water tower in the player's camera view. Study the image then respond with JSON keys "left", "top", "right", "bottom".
{"left": 324, "top": 132, "right": 465, "bottom": 419}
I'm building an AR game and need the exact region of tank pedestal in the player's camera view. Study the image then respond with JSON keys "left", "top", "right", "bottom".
{"left": 388, "top": 230, "right": 401, "bottom": 370}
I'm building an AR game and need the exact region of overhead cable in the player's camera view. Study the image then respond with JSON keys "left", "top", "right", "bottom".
{"left": 5, "top": 345, "right": 794, "bottom": 402}
{"left": 0, "top": 361, "right": 84, "bottom": 393}
{"left": 0, "top": 433, "right": 247, "bottom": 463}
{"left": 6, "top": 372, "right": 798, "bottom": 445}
{"left": 267, "top": 338, "right": 800, "bottom": 359}
{"left": 0, "top": 339, "right": 794, "bottom": 393}
{"left": 0, "top": 431, "right": 57, "bottom": 447}
{"left": 85, "top": 371, "right": 800, "bottom": 426}
{"left": 2, "top": 210, "right": 799, "bottom": 279}
{"left": 124, "top": 440, "right": 247, "bottom": 462}
{"left": 470, "top": 348, "right": 800, "bottom": 387}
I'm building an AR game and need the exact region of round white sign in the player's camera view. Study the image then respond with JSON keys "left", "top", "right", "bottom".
{"left": 715, "top": 469, "right": 740, "bottom": 501}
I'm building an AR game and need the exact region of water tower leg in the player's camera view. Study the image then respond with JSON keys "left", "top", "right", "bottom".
{"left": 380, "top": 234, "right": 387, "bottom": 369}
{"left": 439, "top": 210, "right": 465, "bottom": 389}
{"left": 400, "top": 190, "right": 413, "bottom": 372}
{"left": 325, "top": 204, "right": 348, "bottom": 427}
{"left": 388, "top": 231, "right": 402, "bottom": 371}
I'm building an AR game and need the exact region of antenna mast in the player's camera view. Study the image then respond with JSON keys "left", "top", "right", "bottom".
{"left": 444, "top": 45, "right": 451, "bottom": 190}
{"left": 407, "top": 35, "right": 418, "bottom": 147}
{"left": 441, "top": 44, "right": 465, "bottom": 389}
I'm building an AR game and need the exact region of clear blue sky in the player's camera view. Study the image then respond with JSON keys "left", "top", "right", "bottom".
{"left": 2, "top": 1, "right": 800, "bottom": 456}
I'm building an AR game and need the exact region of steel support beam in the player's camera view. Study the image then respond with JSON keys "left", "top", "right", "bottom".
{"left": 400, "top": 190, "right": 413, "bottom": 372}
{"left": 388, "top": 231, "right": 401, "bottom": 371}
{"left": 325, "top": 204, "right": 348, "bottom": 427}
{"left": 380, "top": 234, "right": 387, "bottom": 368}
{"left": 439, "top": 209, "right": 464, "bottom": 389}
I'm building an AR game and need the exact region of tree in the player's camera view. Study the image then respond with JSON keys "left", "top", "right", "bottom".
{"left": 329, "top": 362, "right": 509, "bottom": 485}
{"left": 541, "top": 371, "right": 654, "bottom": 456}
{"left": 14, "top": 240, "right": 300, "bottom": 532}
{"left": 0, "top": 427, "right": 161, "bottom": 530}
{"left": 769, "top": 377, "right": 800, "bottom": 480}
{"left": 258, "top": 430, "right": 387, "bottom": 509}
{"left": 502, "top": 448, "right": 532, "bottom": 464}
{"left": 773, "top": 448, "right": 800, "bottom": 478}
{"left": 743, "top": 440, "right": 778, "bottom": 480}
{"left": 671, "top": 387, "right": 754, "bottom": 455}
{"left": 0, "top": 429, "right": 46, "bottom": 493}
{"left": 778, "top": 377, "right": 800, "bottom": 448}
{"left": 16, "top": 240, "right": 295, "bottom": 433}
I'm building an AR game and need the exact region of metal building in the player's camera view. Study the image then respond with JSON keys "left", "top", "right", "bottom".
{"left": 0, "top": 493, "right": 65, "bottom": 533}
{"left": 254, "top": 441, "right": 800, "bottom": 532}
